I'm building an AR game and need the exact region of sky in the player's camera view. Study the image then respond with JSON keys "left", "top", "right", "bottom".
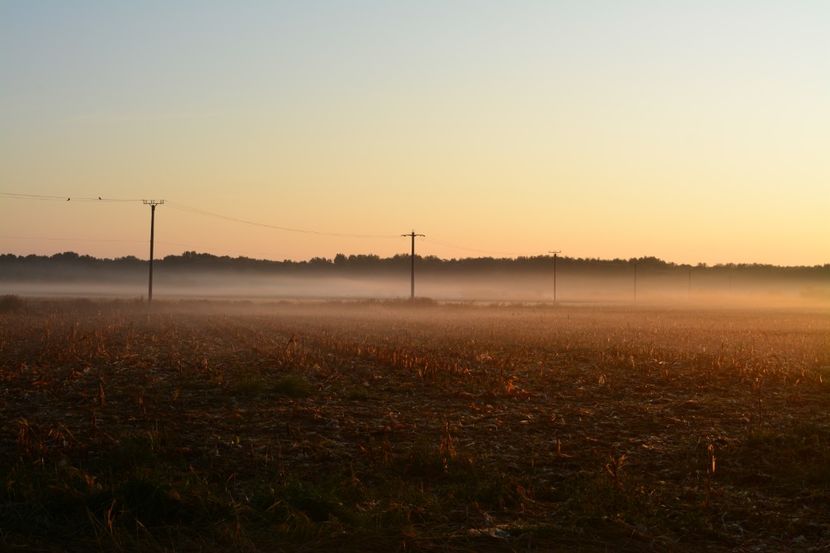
{"left": 1, "top": 1, "right": 828, "bottom": 266}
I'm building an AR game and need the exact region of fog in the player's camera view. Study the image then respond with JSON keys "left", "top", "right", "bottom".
{"left": 3, "top": 269, "right": 828, "bottom": 309}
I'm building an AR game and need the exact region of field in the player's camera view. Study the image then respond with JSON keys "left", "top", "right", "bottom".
{"left": 1, "top": 299, "right": 829, "bottom": 552}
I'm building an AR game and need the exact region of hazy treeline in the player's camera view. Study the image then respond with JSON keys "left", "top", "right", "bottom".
{"left": 1, "top": 251, "right": 828, "bottom": 303}
{"left": 2, "top": 251, "right": 828, "bottom": 280}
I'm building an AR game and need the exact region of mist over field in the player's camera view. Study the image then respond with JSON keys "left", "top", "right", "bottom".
{"left": 1, "top": 252, "right": 827, "bottom": 307}
{"left": 5, "top": 2, "right": 830, "bottom": 551}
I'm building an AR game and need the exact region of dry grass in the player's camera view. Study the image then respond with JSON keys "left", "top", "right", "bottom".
{"left": 1, "top": 300, "right": 829, "bottom": 551}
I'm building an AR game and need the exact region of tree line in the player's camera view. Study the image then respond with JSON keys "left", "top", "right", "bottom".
{"left": 0, "top": 251, "right": 827, "bottom": 281}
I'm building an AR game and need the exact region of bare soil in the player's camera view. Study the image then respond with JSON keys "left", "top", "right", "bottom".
{"left": 1, "top": 299, "right": 829, "bottom": 551}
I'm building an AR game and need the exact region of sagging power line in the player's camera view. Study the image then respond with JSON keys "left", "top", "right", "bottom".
{"left": 2, "top": 189, "right": 570, "bottom": 300}
{"left": 0, "top": 192, "right": 143, "bottom": 202}
{"left": 423, "top": 237, "right": 528, "bottom": 258}
{"left": 3, "top": 190, "right": 522, "bottom": 252}
{"left": 166, "top": 201, "right": 400, "bottom": 239}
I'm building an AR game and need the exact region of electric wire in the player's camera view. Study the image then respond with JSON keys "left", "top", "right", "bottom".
{"left": 0, "top": 192, "right": 144, "bottom": 202}
{"left": 422, "top": 237, "right": 530, "bottom": 258}
{"left": 166, "top": 201, "right": 401, "bottom": 240}
{"left": 2, "top": 190, "right": 534, "bottom": 258}
{"left": 0, "top": 235, "right": 194, "bottom": 247}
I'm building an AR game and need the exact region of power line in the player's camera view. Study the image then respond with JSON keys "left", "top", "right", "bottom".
{"left": 0, "top": 192, "right": 143, "bottom": 202}
{"left": 2, "top": 191, "right": 401, "bottom": 238}
{"left": 422, "top": 237, "right": 529, "bottom": 258}
{"left": 3, "top": 190, "right": 533, "bottom": 260}
{"left": 166, "top": 201, "right": 400, "bottom": 239}
{"left": 0, "top": 234, "right": 192, "bottom": 247}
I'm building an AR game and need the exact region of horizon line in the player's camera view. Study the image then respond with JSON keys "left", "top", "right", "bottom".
{"left": 3, "top": 250, "right": 828, "bottom": 270}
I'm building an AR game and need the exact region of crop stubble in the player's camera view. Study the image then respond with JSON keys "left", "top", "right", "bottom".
{"left": 1, "top": 300, "right": 829, "bottom": 551}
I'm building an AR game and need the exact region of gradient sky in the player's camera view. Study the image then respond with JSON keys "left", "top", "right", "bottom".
{"left": 1, "top": 1, "right": 828, "bottom": 265}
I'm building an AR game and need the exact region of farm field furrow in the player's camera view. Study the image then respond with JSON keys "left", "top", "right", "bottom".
{"left": 1, "top": 300, "right": 829, "bottom": 552}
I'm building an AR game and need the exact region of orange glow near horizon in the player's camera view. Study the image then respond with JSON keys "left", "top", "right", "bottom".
{"left": 1, "top": 2, "right": 828, "bottom": 266}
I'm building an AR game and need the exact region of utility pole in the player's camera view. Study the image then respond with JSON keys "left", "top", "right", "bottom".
{"left": 633, "top": 259, "right": 638, "bottom": 305}
{"left": 548, "top": 251, "right": 561, "bottom": 304}
{"left": 728, "top": 267, "right": 734, "bottom": 295}
{"left": 688, "top": 266, "right": 692, "bottom": 300}
{"left": 143, "top": 200, "right": 164, "bottom": 303}
{"left": 401, "top": 230, "right": 425, "bottom": 300}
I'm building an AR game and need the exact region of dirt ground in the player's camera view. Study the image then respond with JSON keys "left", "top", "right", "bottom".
{"left": 1, "top": 299, "right": 829, "bottom": 551}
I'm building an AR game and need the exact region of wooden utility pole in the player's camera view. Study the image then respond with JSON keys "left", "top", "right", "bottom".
{"left": 143, "top": 200, "right": 164, "bottom": 303}
{"left": 402, "top": 231, "right": 425, "bottom": 299}
{"left": 549, "top": 250, "right": 561, "bottom": 304}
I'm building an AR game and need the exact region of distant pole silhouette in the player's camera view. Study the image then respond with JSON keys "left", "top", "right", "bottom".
{"left": 548, "top": 251, "right": 561, "bottom": 304}
{"left": 688, "top": 266, "right": 692, "bottom": 300}
{"left": 402, "top": 230, "right": 425, "bottom": 299}
{"left": 143, "top": 200, "right": 165, "bottom": 303}
{"left": 728, "top": 268, "right": 734, "bottom": 295}
{"left": 633, "top": 259, "right": 638, "bottom": 305}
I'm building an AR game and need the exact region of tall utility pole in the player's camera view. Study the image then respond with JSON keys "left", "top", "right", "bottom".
{"left": 402, "top": 231, "right": 425, "bottom": 300}
{"left": 143, "top": 200, "right": 165, "bottom": 303}
{"left": 548, "top": 251, "right": 561, "bottom": 304}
